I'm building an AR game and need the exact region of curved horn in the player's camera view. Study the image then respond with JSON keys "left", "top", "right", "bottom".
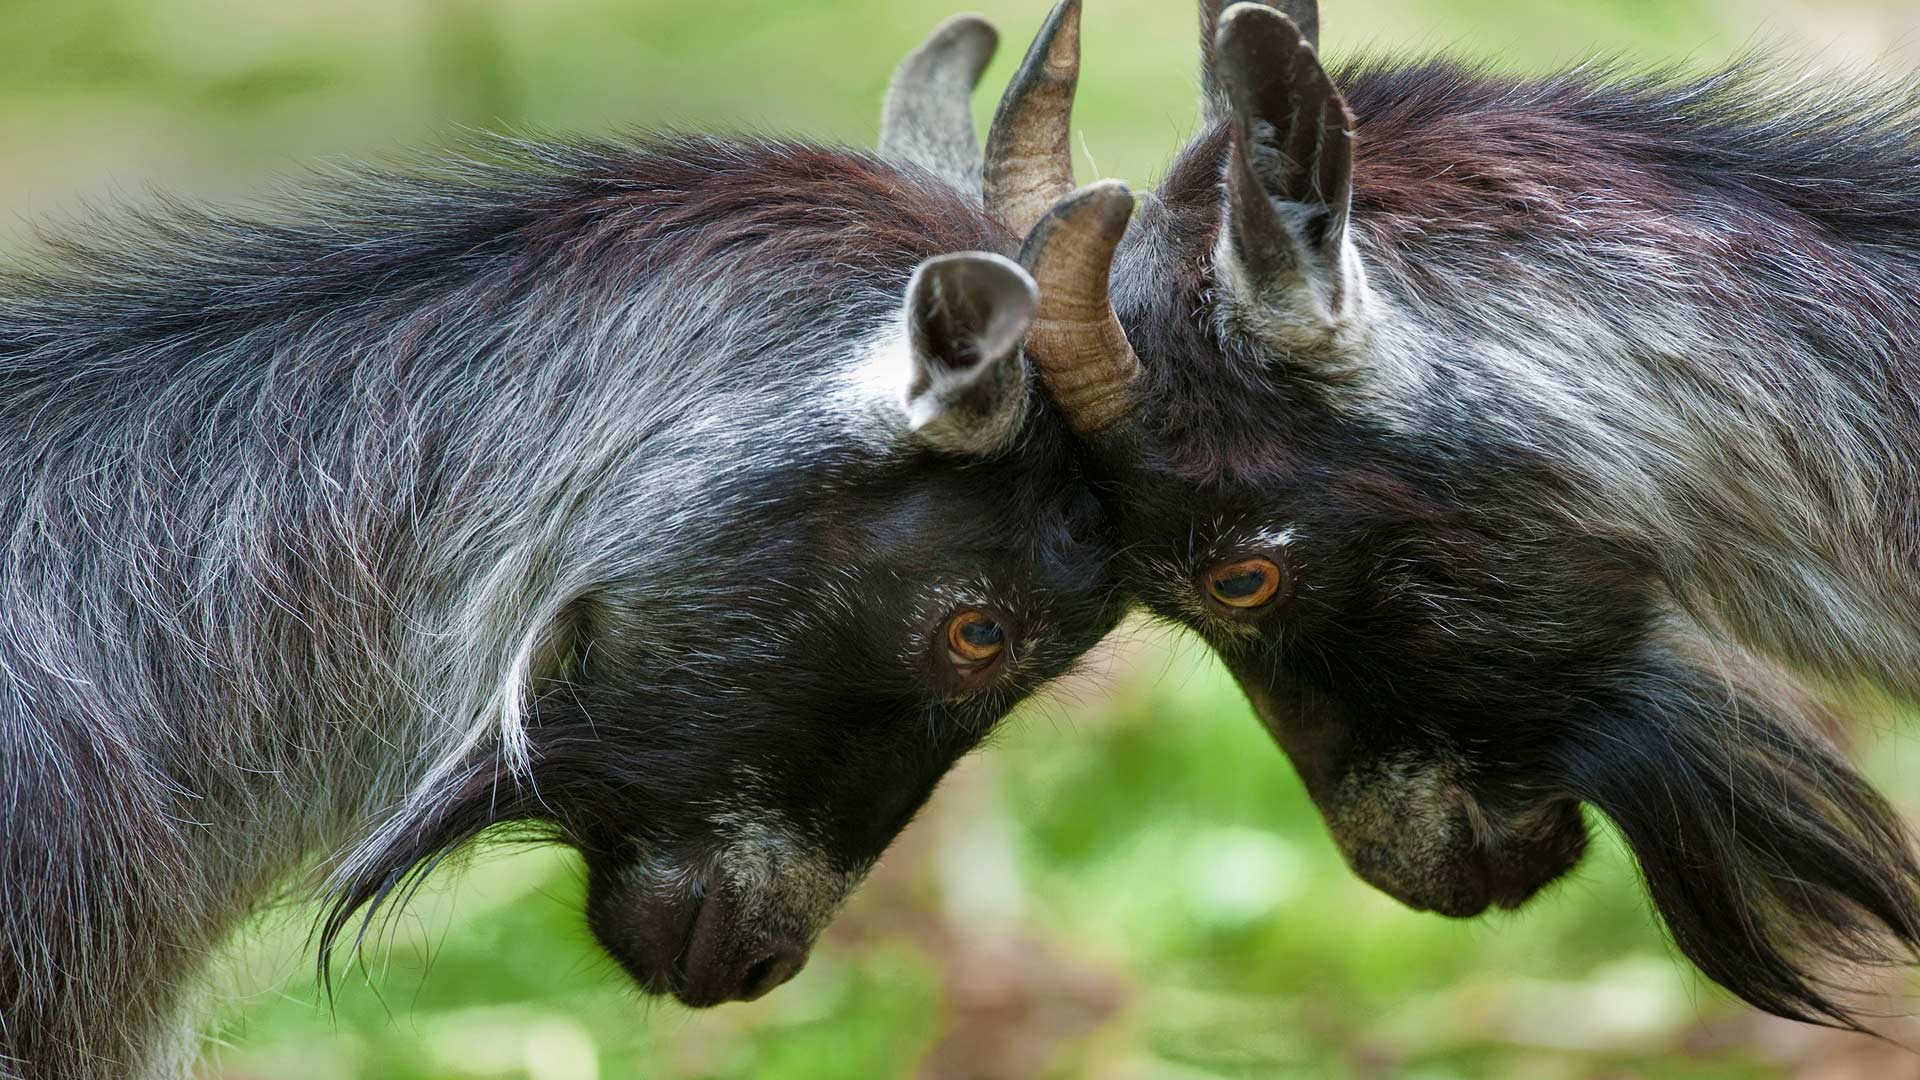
{"left": 1018, "top": 180, "right": 1142, "bottom": 436}
{"left": 879, "top": 14, "right": 1000, "bottom": 192}
{"left": 983, "top": 0, "right": 1081, "bottom": 237}
{"left": 1200, "top": 0, "right": 1321, "bottom": 126}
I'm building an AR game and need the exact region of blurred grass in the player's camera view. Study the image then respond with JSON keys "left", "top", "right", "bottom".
{"left": 7, "top": 0, "right": 1917, "bottom": 224}
{"left": 5, "top": 0, "right": 1920, "bottom": 1077}
{"left": 197, "top": 634, "right": 1819, "bottom": 1079}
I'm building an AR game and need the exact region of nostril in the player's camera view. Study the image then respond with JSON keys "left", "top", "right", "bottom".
{"left": 743, "top": 956, "right": 778, "bottom": 996}
{"left": 667, "top": 888, "right": 813, "bottom": 1005}
{"left": 737, "top": 945, "right": 807, "bottom": 1001}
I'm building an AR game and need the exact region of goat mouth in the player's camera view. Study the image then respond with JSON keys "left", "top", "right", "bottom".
{"left": 667, "top": 889, "right": 815, "bottom": 1008}
{"left": 1359, "top": 846, "right": 1574, "bottom": 918}
{"left": 655, "top": 895, "right": 705, "bottom": 999}
{"left": 1479, "top": 849, "right": 1570, "bottom": 914}
{"left": 1345, "top": 798, "right": 1591, "bottom": 918}
{"left": 1482, "top": 799, "right": 1591, "bottom": 912}
{"left": 586, "top": 849, "right": 828, "bottom": 1007}
{"left": 583, "top": 869, "right": 707, "bottom": 1000}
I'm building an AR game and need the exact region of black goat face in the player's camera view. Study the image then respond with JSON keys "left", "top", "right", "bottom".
{"left": 1101, "top": 456, "right": 1609, "bottom": 921}
{"left": 1076, "top": 0, "right": 1920, "bottom": 1026}
{"left": 1099, "top": 356, "right": 1920, "bottom": 1025}
{"left": 321, "top": 252, "right": 1124, "bottom": 1008}
{"left": 557, "top": 443, "right": 1120, "bottom": 1007}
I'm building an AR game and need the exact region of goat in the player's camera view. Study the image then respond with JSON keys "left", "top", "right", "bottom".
{"left": 0, "top": 14, "right": 1131, "bottom": 1077}
{"left": 946, "top": 0, "right": 1920, "bottom": 1030}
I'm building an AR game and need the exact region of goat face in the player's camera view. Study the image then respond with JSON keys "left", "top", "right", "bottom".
{"left": 1088, "top": 348, "right": 1607, "bottom": 920}
{"left": 323, "top": 251, "right": 1124, "bottom": 1008}
{"left": 1057, "top": 2, "right": 1615, "bottom": 918}
{"left": 560, "top": 436, "right": 1119, "bottom": 1007}
{"left": 1032, "top": 1, "right": 1920, "bottom": 1025}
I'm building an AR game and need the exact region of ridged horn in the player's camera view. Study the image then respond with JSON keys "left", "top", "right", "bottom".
{"left": 1018, "top": 180, "right": 1141, "bottom": 436}
{"left": 983, "top": 0, "right": 1081, "bottom": 238}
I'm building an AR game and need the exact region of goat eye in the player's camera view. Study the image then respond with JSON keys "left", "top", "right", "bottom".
{"left": 945, "top": 610, "right": 1006, "bottom": 667}
{"left": 1205, "top": 557, "right": 1284, "bottom": 610}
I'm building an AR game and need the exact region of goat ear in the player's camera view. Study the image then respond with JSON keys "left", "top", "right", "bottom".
{"left": 879, "top": 15, "right": 1000, "bottom": 193}
{"left": 1200, "top": 0, "right": 1319, "bottom": 126}
{"left": 1215, "top": 3, "right": 1364, "bottom": 345}
{"left": 901, "top": 252, "right": 1039, "bottom": 454}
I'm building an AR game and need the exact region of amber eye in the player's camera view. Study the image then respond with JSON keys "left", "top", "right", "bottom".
{"left": 945, "top": 610, "right": 1007, "bottom": 668}
{"left": 1205, "top": 557, "right": 1285, "bottom": 610}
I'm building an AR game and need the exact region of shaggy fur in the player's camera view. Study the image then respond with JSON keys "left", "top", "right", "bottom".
{"left": 1097, "top": 31, "right": 1920, "bottom": 1028}
{"left": 0, "top": 135, "right": 1124, "bottom": 1078}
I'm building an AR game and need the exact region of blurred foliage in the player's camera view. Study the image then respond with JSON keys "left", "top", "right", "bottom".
{"left": 195, "top": 631, "right": 1920, "bottom": 1080}
{"left": 194, "top": 630, "right": 1915, "bottom": 1079}
{"left": 8, "top": 0, "right": 1915, "bottom": 221}
{"left": 6, "top": 0, "right": 1920, "bottom": 1077}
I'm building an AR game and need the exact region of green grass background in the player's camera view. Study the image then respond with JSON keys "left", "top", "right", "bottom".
{"left": 6, "top": 1, "right": 1920, "bottom": 1077}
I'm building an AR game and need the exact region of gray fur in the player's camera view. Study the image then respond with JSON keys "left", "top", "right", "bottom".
{"left": 0, "top": 136, "right": 1075, "bottom": 1078}
{"left": 1109, "top": 34, "right": 1920, "bottom": 1022}
{"left": 1346, "top": 89, "right": 1920, "bottom": 700}
{"left": 1214, "top": 48, "right": 1920, "bottom": 701}
{"left": 879, "top": 14, "right": 1000, "bottom": 193}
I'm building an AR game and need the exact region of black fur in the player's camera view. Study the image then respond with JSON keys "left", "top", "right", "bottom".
{"left": 0, "top": 133, "right": 1124, "bottom": 1077}
{"left": 1099, "top": 55, "right": 1920, "bottom": 1028}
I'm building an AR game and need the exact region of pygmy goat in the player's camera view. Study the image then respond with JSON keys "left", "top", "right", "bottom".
{"left": 929, "top": 0, "right": 1920, "bottom": 1029}
{"left": 0, "top": 15, "right": 1131, "bottom": 1078}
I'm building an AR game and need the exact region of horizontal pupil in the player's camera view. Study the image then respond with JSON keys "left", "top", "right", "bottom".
{"left": 1214, "top": 570, "right": 1268, "bottom": 598}
{"left": 959, "top": 619, "right": 1003, "bottom": 646}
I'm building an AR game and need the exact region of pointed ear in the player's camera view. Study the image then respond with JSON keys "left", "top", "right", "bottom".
{"left": 901, "top": 253, "right": 1039, "bottom": 455}
{"left": 1200, "top": 0, "right": 1320, "bottom": 127}
{"left": 1215, "top": 3, "right": 1365, "bottom": 346}
{"left": 879, "top": 15, "right": 1000, "bottom": 192}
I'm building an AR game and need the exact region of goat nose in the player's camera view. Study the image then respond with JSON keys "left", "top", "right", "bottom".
{"left": 738, "top": 942, "right": 808, "bottom": 1000}
{"left": 680, "top": 937, "right": 810, "bottom": 1007}
{"left": 675, "top": 890, "right": 814, "bottom": 1007}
